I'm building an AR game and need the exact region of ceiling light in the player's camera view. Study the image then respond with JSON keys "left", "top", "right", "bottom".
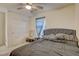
{"left": 25, "top": 5, "right": 32, "bottom": 10}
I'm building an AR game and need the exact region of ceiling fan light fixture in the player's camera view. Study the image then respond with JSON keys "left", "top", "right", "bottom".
{"left": 25, "top": 5, "right": 32, "bottom": 10}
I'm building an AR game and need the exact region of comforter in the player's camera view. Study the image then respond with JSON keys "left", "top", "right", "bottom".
{"left": 10, "top": 40, "right": 79, "bottom": 56}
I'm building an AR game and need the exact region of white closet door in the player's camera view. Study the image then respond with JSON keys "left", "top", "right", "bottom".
{"left": 0, "top": 12, "right": 5, "bottom": 46}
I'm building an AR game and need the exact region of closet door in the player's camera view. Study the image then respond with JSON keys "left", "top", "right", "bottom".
{"left": 0, "top": 12, "right": 5, "bottom": 46}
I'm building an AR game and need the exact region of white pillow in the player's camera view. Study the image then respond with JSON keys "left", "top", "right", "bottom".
{"left": 56, "top": 33, "right": 65, "bottom": 39}
{"left": 43, "top": 35, "right": 50, "bottom": 39}
{"left": 48, "top": 34, "right": 57, "bottom": 40}
{"left": 43, "top": 34, "right": 57, "bottom": 40}
{"left": 56, "top": 33, "right": 74, "bottom": 40}
{"left": 64, "top": 35, "right": 74, "bottom": 40}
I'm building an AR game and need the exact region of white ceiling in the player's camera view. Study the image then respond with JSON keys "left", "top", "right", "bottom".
{"left": 0, "top": 3, "right": 71, "bottom": 16}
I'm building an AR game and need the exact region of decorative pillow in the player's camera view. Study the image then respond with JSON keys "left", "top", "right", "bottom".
{"left": 56, "top": 33, "right": 65, "bottom": 40}
{"left": 48, "top": 34, "right": 57, "bottom": 40}
{"left": 64, "top": 34, "right": 74, "bottom": 41}
{"left": 43, "top": 34, "right": 57, "bottom": 40}
{"left": 63, "top": 34, "right": 69, "bottom": 40}
{"left": 56, "top": 33, "right": 74, "bottom": 40}
{"left": 43, "top": 35, "right": 50, "bottom": 39}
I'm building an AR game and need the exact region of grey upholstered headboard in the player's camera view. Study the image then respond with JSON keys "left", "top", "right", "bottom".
{"left": 44, "top": 28, "right": 76, "bottom": 37}
{"left": 44, "top": 28, "right": 78, "bottom": 46}
{"left": 44, "top": 28, "right": 76, "bottom": 35}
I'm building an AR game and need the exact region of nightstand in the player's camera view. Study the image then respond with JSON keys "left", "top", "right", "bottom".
{"left": 26, "top": 38, "right": 35, "bottom": 42}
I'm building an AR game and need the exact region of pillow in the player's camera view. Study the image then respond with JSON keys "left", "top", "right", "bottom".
{"left": 43, "top": 34, "right": 57, "bottom": 40}
{"left": 56, "top": 33, "right": 65, "bottom": 40}
{"left": 48, "top": 34, "right": 57, "bottom": 40}
{"left": 43, "top": 35, "right": 50, "bottom": 39}
{"left": 64, "top": 34, "right": 74, "bottom": 41}
{"left": 56, "top": 33, "right": 74, "bottom": 40}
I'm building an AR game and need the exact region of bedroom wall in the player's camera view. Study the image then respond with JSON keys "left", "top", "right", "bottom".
{"left": 7, "top": 11, "right": 29, "bottom": 47}
{"left": 0, "top": 7, "right": 30, "bottom": 55}
{"left": 0, "top": 12, "right": 5, "bottom": 46}
{"left": 75, "top": 4, "right": 79, "bottom": 46}
{"left": 29, "top": 4, "right": 75, "bottom": 38}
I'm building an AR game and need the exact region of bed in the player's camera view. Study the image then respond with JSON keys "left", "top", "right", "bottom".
{"left": 10, "top": 28, "right": 79, "bottom": 56}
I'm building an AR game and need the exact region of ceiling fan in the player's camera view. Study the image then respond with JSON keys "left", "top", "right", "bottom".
{"left": 17, "top": 3, "right": 43, "bottom": 13}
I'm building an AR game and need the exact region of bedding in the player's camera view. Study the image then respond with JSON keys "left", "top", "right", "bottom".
{"left": 64, "top": 35, "right": 74, "bottom": 41}
{"left": 43, "top": 34, "right": 57, "bottom": 40}
{"left": 56, "top": 33, "right": 65, "bottom": 39}
{"left": 10, "top": 28, "right": 79, "bottom": 56}
{"left": 55, "top": 33, "right": 74, "bottom": 41}
{"left": 10, "top": 39, "right": 79, "bottom": 56}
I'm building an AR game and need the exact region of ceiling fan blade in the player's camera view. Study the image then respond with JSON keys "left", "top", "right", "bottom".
{"left": 17, "top": 7, "right": 23, "bottom": 10}
{"left": 31, "top": 6, "right": 38, "bottom": 10}
{"left": 17, "top": 3, "right": 27, "bottom": 10}
{"left": 17, "top": 6, "right": 25, "bottom": 10}
{"left": 26, "top": 3, "right": 32, "bottom": 6}
{"left": 31, "top": 5, "right": 43, "bottom": 11}
{"left": 35, "top": 5, "right": 43, "bottom": 9}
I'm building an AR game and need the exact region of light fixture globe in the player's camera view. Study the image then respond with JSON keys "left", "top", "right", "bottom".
{"left": 25, "top": 5, "right": 32, "bottom": 10}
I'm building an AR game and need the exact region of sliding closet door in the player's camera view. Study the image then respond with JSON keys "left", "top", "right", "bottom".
{"left": 0, "top": 12, "right": 5, "bottom": 46}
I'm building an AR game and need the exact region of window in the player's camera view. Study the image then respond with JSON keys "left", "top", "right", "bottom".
{"left": 36, "top": 17, "right": 45, "bottom": 38}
